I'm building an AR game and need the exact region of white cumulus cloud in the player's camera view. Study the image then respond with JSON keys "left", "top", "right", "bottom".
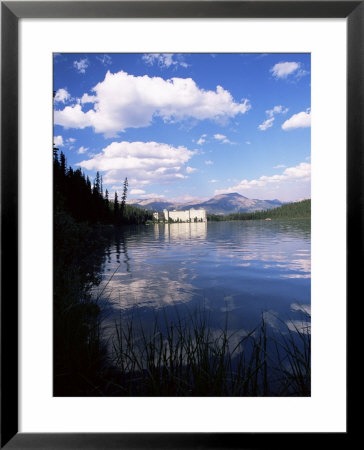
{"left": 73, "top": 58, "right": 89, "bottom": 74}
{"left": 214, "top": 162, "right": 311, "bottom": 201}
{"left": 282, "top": 110, "right": 311, "bottom": 130}
{"left": 54, "top": 70, "right": 251, "bottom": 137}
{"left": 130, "top": 189, "right": 146, "bottom": 195}
{"left": 197, "top": 134, "right": 207, "bottom": 145}
{"left": 77, "top": 141, "right": 195, "bottom": 187}
{"left": 186, "top": 166, "right": 197, "bottom": 174}
{"left": 81, "top": 93, "right": 97, "bottom": 104}
{"left": 54, "top": 88, "right": 71, "bottom": 103}
{"left": 213, "top": 133, "right": 233, "bottom": 144}
{"left": 142, "top": 53, "right": 189, "bottom": 69}
{"left": 258, "top": 117, "right": 275, "bottom": 131}
{"left": 270, "top": 61, "right": 300, "bottom": 79}
{"left": 214, "top": 133, "right": 226, "bottom": 141}
{"left": 77, "top": 146, "right": 89, "bottom": 154}
{"left": 266, "top": 105, "right": 288, "bottom": 117}
{"left": 54, "top": 104, "right": 94, "bottom": 129}
{"left": 53, "top": 135, "right": 64, "bottom": 147}
{"left": 259, "top": 105, "right": 288, "bottom": 131}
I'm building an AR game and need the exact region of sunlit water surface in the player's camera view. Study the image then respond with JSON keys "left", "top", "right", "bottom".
{"left": 95, "top": 219, "right": 310, "bottom": 341}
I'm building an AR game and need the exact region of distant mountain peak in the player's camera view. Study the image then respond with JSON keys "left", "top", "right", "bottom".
{"left": 129, "top": 192, "right": 282, "bottom": 215}
{"left": 212, "top": 192, "right": 248, "bottom": 200}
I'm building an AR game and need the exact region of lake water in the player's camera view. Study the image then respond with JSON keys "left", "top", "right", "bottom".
{"left": 96, "top": 219, "right": 310, "bottom": 341}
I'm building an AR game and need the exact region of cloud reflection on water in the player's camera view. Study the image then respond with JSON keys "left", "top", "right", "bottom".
{"left": 96, "top": 220, "right": 311, "bottom": 336}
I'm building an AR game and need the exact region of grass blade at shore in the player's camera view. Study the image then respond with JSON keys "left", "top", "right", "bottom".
{"left": 108, "top": 306, "right": 311, "bottom": 397}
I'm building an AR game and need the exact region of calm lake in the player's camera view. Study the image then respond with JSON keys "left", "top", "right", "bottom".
{"left": 96, "top": 219, "right": 311, "bottom": 342}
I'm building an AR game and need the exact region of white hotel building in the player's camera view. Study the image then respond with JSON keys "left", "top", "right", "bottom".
{"left": 153, "top": 208, "right": 207, "bottom": 223}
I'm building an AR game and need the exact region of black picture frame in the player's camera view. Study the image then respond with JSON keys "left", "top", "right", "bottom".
{"left": 1, "top": 1, "right": 358, "bottom": 448}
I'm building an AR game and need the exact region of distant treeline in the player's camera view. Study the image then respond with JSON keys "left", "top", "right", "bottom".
{"left": 207, "top": 199, "right": 311, "bottom": 222}
{"left": 54, "top": 149, "right": 152, "bottom": 225}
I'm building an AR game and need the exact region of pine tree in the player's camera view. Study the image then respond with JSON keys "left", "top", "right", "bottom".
{"left": 120, "top": 177, "right": 128, "bottom": 218}
{"left": 114, "top": 191, "right": 119, "bottom": 224}
{"left": 53, "top": 145, "right": 59, "bottom": 161}
{"left": 60, "top": 151, "right": 67, "bottom": 176}
{"left": 93, "top": 171, "right": 101, "bottom": 196}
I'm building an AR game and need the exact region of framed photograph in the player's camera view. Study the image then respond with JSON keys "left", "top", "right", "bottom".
{"left": 2, "top": 1, "right": 358, "bottom": 448}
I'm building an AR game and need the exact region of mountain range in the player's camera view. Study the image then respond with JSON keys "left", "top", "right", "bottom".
{"left": 129, "top": 193, "right": 283, "bottom": 215}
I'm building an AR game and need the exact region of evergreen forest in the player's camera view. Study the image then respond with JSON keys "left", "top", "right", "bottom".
{"left": 207, "top": 199, "right": 311, "bottom": 222}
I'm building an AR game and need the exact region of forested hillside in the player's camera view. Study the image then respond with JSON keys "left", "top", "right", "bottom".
{"left": 54, "top": 149, "right": 152, "bottom": 225}
{"left": 207, "top": 199, "right": 310, "bottom": 221}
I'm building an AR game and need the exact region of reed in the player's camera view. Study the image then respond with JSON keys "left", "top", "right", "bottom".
{"left": 107, "top": 305, "right": 310, "bottom": 396}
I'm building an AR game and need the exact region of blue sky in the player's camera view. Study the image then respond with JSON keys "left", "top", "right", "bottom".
{"left": 53, "top": 53, "right": 311, "bottom": 203}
